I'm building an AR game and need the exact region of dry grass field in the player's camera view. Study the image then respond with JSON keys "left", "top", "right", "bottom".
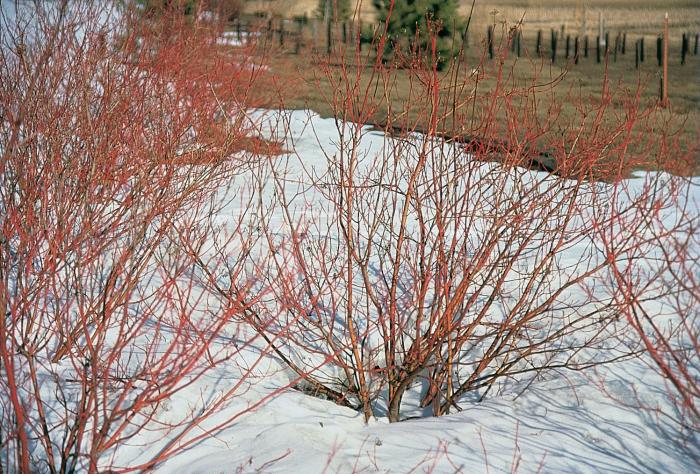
{"left": 464, "top": 0, "right": 700, "bottom": 38}
{"left": 244, "top": 0, "right": 700, "bottom": 33}
{"left": 243, "top": 0, "right": 376, "bottom": 19}
{"left": 239, "top": 0, "right": 700, "bottom": 173}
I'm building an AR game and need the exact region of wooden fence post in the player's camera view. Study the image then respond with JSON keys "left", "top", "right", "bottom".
{"left": 662, "top": 13, "right": 668, "bottom": 106}
{"left": 657, "top": 36, "right": 662, "bottom": 66}
{"left": 295, "top": 19, "right": 302, "bottom": 54}
{"left": 359, "top": 20, "right": 364, "bottom": 52}
{"left": 640, "top": 37, "right": 645, "bottom": 62}
{"left": 622, "top": 32, "right": 626, "bottom": 54}
{"left": 565, "top": 35, "right": 570, "bottom": 59}
{"left": 551, "top": 29, "right": 557, "bottom": 62}
{"left": 536, "top": 30, "right": 542, "bottom": 56}
{"left": 487, "top": 25, "right": 494, "bottom": 59}
{"left": 575, "top": 36, "right": 579, "bottom": 64}
{"left": 584, "top": 35, "right": 589, "bottom": 57}
{"left": 681, "top": 33, "right": 688, "bottom": 65}
{"left": 279, "top": 19, "right": 285, "bottom": 48}
{"left": 326, "top": 17, "right": 332, "bottom": 55}
{"left": 597, "top": 11, "right": 606, "bottom": 62}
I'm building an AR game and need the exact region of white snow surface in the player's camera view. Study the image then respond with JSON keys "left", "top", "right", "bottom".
{"left": 217, "top": 31, "right": 259, "bottom": 47}
{"left": 111, "top": 110, "right": 699, "bottom": 473}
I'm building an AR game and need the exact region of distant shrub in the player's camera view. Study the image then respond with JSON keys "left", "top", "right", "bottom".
{"left": 373, "top": 0, "right": 464, "bottom": 68}
{"left": 137, "top": 0, "right": 197, "bottom": 16}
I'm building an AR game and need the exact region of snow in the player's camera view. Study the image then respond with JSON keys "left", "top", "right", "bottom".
{"left": 109, "top": 110, "right": 699, "bottom": 472}
{"left": 128, "top": 358, "right": 697, "bottom": 472}
{"left": 217, "top": 31, "right": 260, "bottom": 47}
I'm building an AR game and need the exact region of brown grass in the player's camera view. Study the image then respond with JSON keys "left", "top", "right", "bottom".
{"left": 236, "top": 0, "right": 700, "bottom": 174}
{"left": 243, "top": 0, "right": 700, "bottom": 36}
{"left": 464, "top": 0, "right": 700, "bottom": 39}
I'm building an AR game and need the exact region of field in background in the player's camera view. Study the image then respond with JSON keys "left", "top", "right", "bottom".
{"left": 464, "top": 0, "right": 700, "bottom": 39}
{"left": 243, "top": 0, "right": 700, "bottom": 36}
{"left": 236, "top": 0, "right": 700, "bottom": 173}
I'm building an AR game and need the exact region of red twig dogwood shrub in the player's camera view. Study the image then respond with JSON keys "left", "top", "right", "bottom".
{"left": 0, "top": 1, "right": 282, "bottom": 471}
{"left": 246, "top": 18, "right": 697, "bottom": 423}
{"left": 592, "top": 172, "right": 700, "bottom": 438}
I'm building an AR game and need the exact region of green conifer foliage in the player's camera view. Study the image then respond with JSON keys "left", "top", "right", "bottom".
{"left": 373, "top": 0, "right": 464, "bottom": 68}
{"left": 137, "top": 0, "right": 197, "bottom": 16}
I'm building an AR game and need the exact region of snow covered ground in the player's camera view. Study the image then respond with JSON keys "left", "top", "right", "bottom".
{"left": 150, "top": 360, "right": 696, "bottom": 473}
{"left": 111, "top": 110, "right": 699, "bottom": 473}
{"left": 217, "top": 31, "right": 260, "bottom": 47}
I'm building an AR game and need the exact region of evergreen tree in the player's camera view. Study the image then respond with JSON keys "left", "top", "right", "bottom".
{"left": 137, "top": 0, "right": 197, "bottom": 16}
{"left": 373, "top": 0, "right": 464, "bottom": 67}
